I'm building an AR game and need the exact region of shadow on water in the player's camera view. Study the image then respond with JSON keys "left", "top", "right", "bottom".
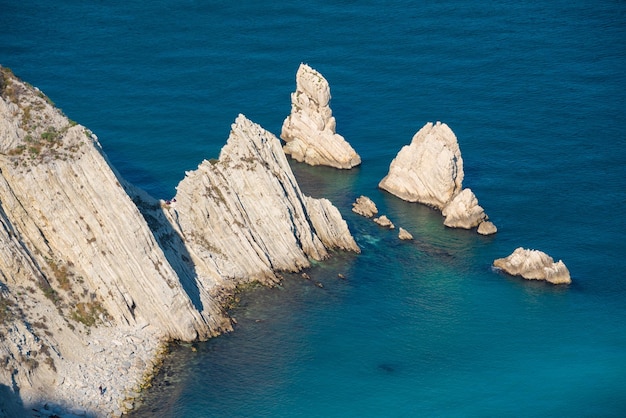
{"left": 0, "top": 384, "right": 100, "bottom": 418}
{"left": 0, "top": 384, "right": 26, "bottom": 418}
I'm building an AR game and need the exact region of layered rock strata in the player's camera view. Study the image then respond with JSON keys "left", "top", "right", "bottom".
{"left": 0, "top": 67, "right": 359, "bottom": 417}
{"left": 379, "top": 122, "right": 496, "bottom": 234}
{"left": 161, "top": 114, "right": 360, "bottom": 287}
{"left": 281, "top": 63, "right": 361, "bottom": 169}
{"left": 493, "top": 248, "right": 571, "bottom": 285}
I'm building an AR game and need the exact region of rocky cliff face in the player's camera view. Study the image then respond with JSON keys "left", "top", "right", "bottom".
{"left": 0, "top": 67, "right": 358, "bottom": 417}
{"left": 281, "top": 64, "right": 361, "bottom": 169}
{"left": 379, "top": 122, "right": 496, "bottom": 234}
{"left": 160, "top": 114, "right": 359, "bottom": 287}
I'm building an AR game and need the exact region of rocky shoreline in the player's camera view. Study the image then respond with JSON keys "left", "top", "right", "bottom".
{"left": 0, "top": 66, "right": 358, "bottom": 417}
{"left": 1, "top": 62, "right": 571, "bottom": 417}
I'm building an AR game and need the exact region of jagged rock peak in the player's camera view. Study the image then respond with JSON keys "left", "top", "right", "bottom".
{"left": 493, "top": 248, "right": 571, "bottom": 285}
{"left": 373, "top": 215, "right": 394, "bottom": 229}
{"left": 379, "top": 121, "right": 496, "bottom": 234}
{"left": 170, "top": 114, "right": 359, "bottom": 284}
{"left": 281, "top": 63, "right": 361, "bottom": 169}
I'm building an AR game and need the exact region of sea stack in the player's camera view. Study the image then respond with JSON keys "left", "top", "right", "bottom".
{"left": 379, "top": 121, "right": 496, "bottom": 234}
{"left": 164, "top": 114, "right": 361, "bottom": 284}
{"left": 281, "top": 63, "right": 361, "bottom": 169}
{"left": 493, "top": 248, "right": 571, "bottom": 285}
{"left": 0, "top": 67, "right": 359, "bottom": 417}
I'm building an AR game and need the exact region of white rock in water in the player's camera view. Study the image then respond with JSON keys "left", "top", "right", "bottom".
{"left": 493, "top": 247, "right": 571, "bottom": 285}
{"left": 379, "top": 121, "right": 496, "bottom": 234}
{"left": 379, "top": 121, "right": 463, "bottom": 209}
{"left": 477, "top": 220, "right": 497, "bottom": 235}
{"left": 352, "top": 195, "right": 378, "bottom": 218}
{"left": 398, "top": 227, "right": 414, "bottom": 240}
{"left": 281, "top": 63, "right": 361, "bottom": 169}
{"left": 373, "top": 215, "right": 394, "bottom": 229}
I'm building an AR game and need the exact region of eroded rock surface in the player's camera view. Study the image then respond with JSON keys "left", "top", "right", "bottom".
{"left": 0, "top": 67, "right": 359, "bottom": 417}
{"left": 163, "top": 114, "right": 360, "bottom": 286}
{"left": 281, "top": 63, "right": 361, "bottom": 169}
{"left": 379, "top": 122, "right": 463, "bottom": 209}
{"left": 493, "top": 248, "right": 571, "bottom": 285}
{"left": 379, "top": 122, "right": 495, "bottom": 234}
{"left": 352, "top": 195, "right": 378, "bottom": 218}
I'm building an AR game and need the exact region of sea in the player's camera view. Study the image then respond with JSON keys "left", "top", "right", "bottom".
{"left": 1, "top": 1, "right": 625, "bottom": 416}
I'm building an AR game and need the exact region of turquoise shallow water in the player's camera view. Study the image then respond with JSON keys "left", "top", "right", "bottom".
{"left": 2, "top": 1, "right": 626, "bottom": 416}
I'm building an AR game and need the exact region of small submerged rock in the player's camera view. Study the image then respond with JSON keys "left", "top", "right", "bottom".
{"left": 493, "top": 247, "right": 571, "bottom": 285}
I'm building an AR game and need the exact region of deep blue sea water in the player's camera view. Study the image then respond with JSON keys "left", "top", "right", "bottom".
{"left": 2, "top": 1, "right": 626, "bottom": 416}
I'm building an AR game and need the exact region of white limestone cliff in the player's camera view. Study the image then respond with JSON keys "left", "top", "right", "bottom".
{"left": 281, "top": 63, "right": 361, "bottom": 169}
{"left": 0, "top": 67, "right": 359, "bottom": 417}
{"left": 161, "top": 114, "right": 360, "bottom": 287}
{"left": 493, "top": 248, "right": 571, "bottom": 285}
{"left": 379, "top": 122, "right": 495, "bottom": 234}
